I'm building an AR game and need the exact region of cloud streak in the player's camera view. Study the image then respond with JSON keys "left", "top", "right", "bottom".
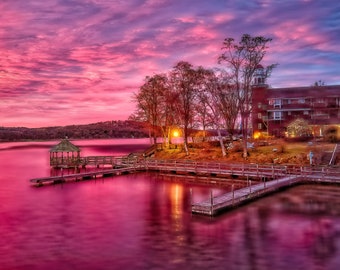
{"left": 1, "top": 0, "right": 340, "bottom": 127}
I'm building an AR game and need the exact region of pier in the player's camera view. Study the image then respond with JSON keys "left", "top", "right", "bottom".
{"left": 191, "top": 166, "right": 340, "bottom": 216}
{"left": 30, "top": 167, "right": 141, "bottom": 186}
{"left": 30, "top": 158, "right": 340, "bottom": 216}
{"left": 30, "top": 159, "right": 290, "bottom": 186}
{"left": 30, "top": 156, "right": 143, "bottom": 186}
{"left": 191, "top": 176, "right": 301, "bottom": 216}
{"left": 144, "top": 159, "right": 289, "bottom": 179}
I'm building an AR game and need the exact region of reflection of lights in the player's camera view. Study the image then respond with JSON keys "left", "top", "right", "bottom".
{"left": 170, "top": 184, "right": 183, "bottom": 215}
{"left": 170, "top": 184, "right": 185, "bottom": 251}
{"left": 170, "top": 184, "right": 184, "bottom": 230}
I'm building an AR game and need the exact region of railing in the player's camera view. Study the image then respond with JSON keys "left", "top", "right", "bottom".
{"left": 38, "top": 157, "right": 340, "bottom": 189}
{"left": 190, "top": 164, "right": 340, "bottom": 216}
{"left": 50, "top": 157, "right": 81, "bottom": 167}
{"left": 144, "top": 159, "right": 289, "bottom": 179}
{"left": 329, "top": 144, "right": 339, "bottom": 166}
{"left": 50, "top": 155, "right": 143, "bottom": 168}
{"left": 51, "top": 155, "right": 339, "bottom": 180}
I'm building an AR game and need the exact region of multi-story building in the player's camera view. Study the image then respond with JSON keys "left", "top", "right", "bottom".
{"left": 252, "top": 65, "right": 340, "bottom": 138}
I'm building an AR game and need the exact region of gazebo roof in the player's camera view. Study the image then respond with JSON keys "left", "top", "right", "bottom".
{"left": 50, "top": 138, "right": 81, "bottom": 153}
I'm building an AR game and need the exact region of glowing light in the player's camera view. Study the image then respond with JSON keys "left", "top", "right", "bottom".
{"left": 253, "top": 131, "right": 261, "bottom": 139}
{"left": 173, "top": 130, "right": 179, "bottom": 137}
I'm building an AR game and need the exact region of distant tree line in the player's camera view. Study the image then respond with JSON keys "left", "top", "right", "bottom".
{"left": 0, "top": 120, "right": 149, "bottom": 141}
{"left": 132, "top": 34, "right": 277, "bottom": 157}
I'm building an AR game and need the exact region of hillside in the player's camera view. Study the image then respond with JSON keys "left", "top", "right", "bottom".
{"left": 0, "top": 120, "right": 149, "bottom": 141}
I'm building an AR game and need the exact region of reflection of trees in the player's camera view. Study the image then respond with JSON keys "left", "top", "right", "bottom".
{"left": 278, "top": 189, "right": 340, "bottom": 215}
{"left": 242, "top": 207, "right": 273, "bottom": 270}
{"left": 309, "top": 219, "right": 337, "bottom": 266}
{"left": 239, "top": 203, "right": 337, "bottom": 269}
{"left": 239, "top": 187, "right": 340, "bottom": 269}
{"left": 138, "top": 179, "right": 340, "bottom": 269}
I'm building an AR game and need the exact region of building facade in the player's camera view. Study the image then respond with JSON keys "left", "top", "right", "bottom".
{"left": 252, "top": 66, "right": 340, "bottom": 138}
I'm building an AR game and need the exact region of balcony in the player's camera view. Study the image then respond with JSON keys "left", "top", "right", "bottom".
{"left": 312, "top": 102, "right": 328, "bottom": 108}
{"left": 311, "top": 113, "right": 330, "bottom": 120}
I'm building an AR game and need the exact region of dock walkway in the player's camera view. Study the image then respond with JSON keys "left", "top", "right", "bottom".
{"left": 30, "top": 158, "right": 340, "bottom": 216}
{"left": 192, "top": 175, "right": 301, "bottom": 216}
{"left": 30, "top": 166, "right": 143, "bottom": 186}
{"left": 144, "top": 159, "right": 288, "bottom": 179}
{"left": 191, "top": 166, "right": 340, "bottom": 216}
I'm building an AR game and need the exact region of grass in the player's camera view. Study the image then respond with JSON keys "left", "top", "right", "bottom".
{"left": 154, "top": 139, "right": 337, "bottom": 166}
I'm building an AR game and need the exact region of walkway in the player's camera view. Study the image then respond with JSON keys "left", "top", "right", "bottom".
{"left": 192, "top": 176, "right": 301, "bottom": 216}
{"left": 191, "top": 166, "right": 340, "bottom": 216}
{"left": 30, "top": 158, "right": 340, "bottom": 216}
{"left": 30, "top": 166, "right": 143, "bottom": 186}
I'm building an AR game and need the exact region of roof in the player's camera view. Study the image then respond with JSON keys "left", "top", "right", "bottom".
{"left": 50, "top": 138, "right": 81, "bottom": 153}
{"left": 266, "top": 85, "right": 340, "bottom": 99}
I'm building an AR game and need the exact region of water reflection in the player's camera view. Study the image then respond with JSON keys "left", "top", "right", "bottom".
{"left": 1, "top": 141, "right": 340, "bottom": 269}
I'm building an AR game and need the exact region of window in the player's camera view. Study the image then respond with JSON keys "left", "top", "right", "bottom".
{"left": 258, "top": 123, "right": 262, "bottom": 130}
{"left": 303, "top": 111, "right": 309, "bottom": 115}
{"left": 298, "top": 98, "right": 305, "bottom": 104}
{"left": 258, "top": 113, "right": 262, "bottom": 119}
{"left": 258, "top": 102, "right": 262, "bottom": 109}
{"left": 274, "top": 99, "right": 282, "bottom": 108}
{"left": 274, "top": 111, "right": 282, "bottom": 120}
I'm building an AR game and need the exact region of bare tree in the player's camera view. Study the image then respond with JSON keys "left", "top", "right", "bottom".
{"left": 162, "top": 82, "right": 179, "bottom": 147}
{"left": 169, "top": 61, "right": 200, "bottom": 155}
{"left": 134, "top": 74, "right": 168, "bottom": 144}
{"left": 196, "top": 68, "right": 239, "bottom": 157}
{"left": 197, "top": 68, "right": 227, "bottom": 156}
{"left": 215, "top": 70, "right": 239, "bottom": 138}
{"left": 193, "top": 67, "right": 215, "bottom": 141}
{"left": 219, "top": 34, "right": 277, "bottom": 158}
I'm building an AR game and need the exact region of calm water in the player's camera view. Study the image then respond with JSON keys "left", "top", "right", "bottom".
{"left": 1, "top": 139, "right": 340, "bottom": 270}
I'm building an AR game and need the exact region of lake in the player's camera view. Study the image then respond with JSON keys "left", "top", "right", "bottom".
{"left": 1, "top": 139, "right": 340, "bottom": 270}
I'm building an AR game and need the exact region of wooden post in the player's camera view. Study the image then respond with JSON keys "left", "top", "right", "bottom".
{"left": 190, "top": 188, "right": 193, "bottom": 206}
{"left": 210, "top": 189, "right": 213, "bottom": 216}
{"left": 232, "top": 184, "right": 235, "bottom": 205}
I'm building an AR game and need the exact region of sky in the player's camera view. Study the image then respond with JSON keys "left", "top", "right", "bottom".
{"left": 1, "top": 0, "right": 340, "bottom": 128}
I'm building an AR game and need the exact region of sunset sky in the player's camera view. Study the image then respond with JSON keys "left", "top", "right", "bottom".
{"left": 1, "top": 0, "right": 340, "bottom": 128}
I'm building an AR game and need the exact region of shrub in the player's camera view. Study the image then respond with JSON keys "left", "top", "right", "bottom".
{"left": 324, "top": 126, "right": 339, "bottom": 143}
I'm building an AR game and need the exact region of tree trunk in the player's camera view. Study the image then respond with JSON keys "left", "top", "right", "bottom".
{"left": 183, "top": 126, "right": 189, "bottom": 155}
{"left": 217, "top": 129, "right": 226, "bottom": 157}
{"left": 242, "top": 115, "right": 248, "bottom": 158}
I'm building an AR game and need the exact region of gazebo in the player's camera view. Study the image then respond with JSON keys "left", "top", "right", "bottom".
{"left": 50, "top": 138, "right": 81, "bottom": 168}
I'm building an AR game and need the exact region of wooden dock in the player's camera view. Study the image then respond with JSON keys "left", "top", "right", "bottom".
{"left": 191, "top": 166, "right": 340, "bottom": 216}
{"left": 30, "top": 158, "right": 340, "bottom": 216}
{"left": 30, "top": 166, "right": 142, "bottom": 186}
{"left": 144, "top": 159, "right": 289, "bottom": 180}
{"left": 191, "top": 176, "right": 301, "bottom": 216}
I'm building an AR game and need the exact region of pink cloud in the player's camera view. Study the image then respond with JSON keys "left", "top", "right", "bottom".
{"left": 0, "top": 0, "right": 339, "bottom": 127}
